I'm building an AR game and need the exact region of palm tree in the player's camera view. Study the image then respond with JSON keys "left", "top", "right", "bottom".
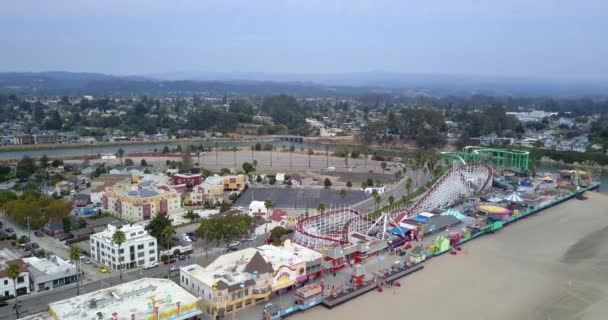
{"left": 363, "top": 148, "right": 369, "bottom": 168}
{"left": 289, "top": 145, "right": 295, "bottom": 168}
{"left": 406, "top": 177, "right": 413, "bottom": 195}
{"left": 374, "top": 195, "right": 382, "bottom": 211}
{"left": 339, "top": 188, "right": 348, "bottom": 199}
{"left": 69, "top": 245, "right": 82, "bottom": 295}
{"left": 388, "top": 195, "right": 395, "bottom": 206}
{"left": 112, "top": 230, "right": 126, "bottom": 284}
{"left": 343, "top": 147, "right": 349, "bottom": 168}
{"left": 307, "top": 149, "right": 314, "bottom": 168}
{"left": 161, "top": 225, "right": 176, "bottom": 249}
{"left": 214, "top": 142, "right": 219, "bottom": 167}
{"left": 264, "top": 199, "right": 274, "bottom": 216}
{"left": 117, "top": 148, "right": 125, "bottom": 165}
{"left": 317, "top": 202, "right": 325, "bottom": 214}
{"left": 185, "top": 210, "right": 200, "bottom": 222}
{"left": 196, "top": 218, "right": 214, "bottom": 259}
{"left": 250, "top": 145, "right": 255, "bottom": 162}
{"left": 232, "top": 147, "right": 238, "bottom": 166}
{"left": 269, "top": 146, "right": 273, "bottom": 167}
{"left": 7, "top": 262, "right": 21, "bottom": 318}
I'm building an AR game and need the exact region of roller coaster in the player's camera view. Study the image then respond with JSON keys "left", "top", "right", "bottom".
{"left": 294, "top": 162, "right": 494, "bottom": 249}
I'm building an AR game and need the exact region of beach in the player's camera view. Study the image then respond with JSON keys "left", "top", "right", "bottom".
{"left": 293, "top": 191, "right": 608, "bottom": 320}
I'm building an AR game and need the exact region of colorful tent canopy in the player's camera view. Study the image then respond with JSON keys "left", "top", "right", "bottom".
{"left": 389, "top": 226, "right": 409, "bottom": 235}
{"left": 542, "top": 176, "right": 553, "bottom": 181}
{"left": 412, "top": 216, "right": 429, "bottom": 223}
{"left": 479, "top": 205, "right": 510, "bottom": 215}
{"left": 441, "top": 209, "right": 466, "bottom": 220}
{"left": 399, "top": 222, "right": 418, "bottom": 230}
{"left": 487, "top": 197, "right": 503, "bottom": 203}
{"left": 505, "top": 193, "right": 523, "bottom": 202}
{"left": 419, "top": 212, "right": 435, "bottom": 218}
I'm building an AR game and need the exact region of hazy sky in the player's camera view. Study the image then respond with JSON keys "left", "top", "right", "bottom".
{"left": 1, "top": 0, "right": 607, "bottom": 81}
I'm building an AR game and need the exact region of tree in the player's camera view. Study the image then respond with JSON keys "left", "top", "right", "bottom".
{"left": 117, "top": 148, "right": 125, "bottom": 165}
{"left": 62, "top": 216, "right": 72, "bottom": 233}
{"left": 264, "top": 200, "right": 274, "bottom": 216}
{"left": 361, "top": 181, "right": 368, "bottom": 189}
{"left": 196, "top": 218, "right": 216, "bottom": 259}
{"left": 112, "top": 230, "right": 126, "bottom": 284}
{"left": 16, "top": 156, "right": 36, "bottom": 180}
{"left": 161, "top": 225, "right": 176, "bottom": 249}
{"left": 388, "top": 195, "right": 395, "bottom": 206}
{"left": 39, "top": 155, "right": 49, "bottom": 169}
{"left": 162, "top": 146, "right": 170, "bottom": 153}
{"left": 242, "top": 162, "right": 255, "bottom": 174}
{"left": 252, "top": 159, "right": 258, "bottom": 168}
{"left": 394, "top": 170, "right": 403, "bottom": 182}
{"left": 124, "top": 158, "right": 134, "bottom": 166}
{"left": 374, "top": 195, "right": 382, "bottom": 211}
{"left": 307, "top": 149, "right": 314, "bottom": 168}
{"left": 339, "top": 188, "right": 348, "bottom": 199}
{"left": 380, "top": 162, "right": 387, "bottom": 172}
{"left": 406, "top": 177, "right": 413, "bottom": 195}
{"left": 51, "top": 159, "right": 63, "bottom": 168}
{"left": 346, "top": 181, "right": 352, "bottom": 188}
{"left": 363, "top": 148, "right": 369, "bottom": 168}
{"left": 69, "top": 245, "right": 82, "bottom": 295}
{"left": 140, "top": 159, "right": 148, "bottom": 166}
{"left": 145, "top": 215, "right": 172, "bottom": 247}
{"left": 317, "top": 203, "right": 325, "bottom": 213}
{"left": 7, "top": 262, "right": 21, "bottom": 318}
{"left": 323, "top": 178, "right": 332, "bottom": 188}
{"left": 270, "top": 226, "right": 287, "bottom": 245}
{"left": 184, "top": 210, "right": 200, "bottom": 222}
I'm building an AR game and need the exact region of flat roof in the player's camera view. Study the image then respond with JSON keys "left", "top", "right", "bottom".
{"left": 24, "top": 256, "right": 76, "bottom": 277}
{"left": 47, "top": 278, "right": 201, "bottom": 320}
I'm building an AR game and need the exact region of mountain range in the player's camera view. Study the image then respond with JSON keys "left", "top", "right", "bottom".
{"left": 1, "top": 71, "right": 606, "bottom": 97}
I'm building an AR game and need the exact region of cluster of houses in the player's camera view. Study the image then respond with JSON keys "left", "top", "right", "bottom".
{"left": 475, "top": 132, "right": 594, "bottom": 153}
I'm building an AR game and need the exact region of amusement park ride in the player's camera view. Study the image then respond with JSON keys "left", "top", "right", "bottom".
{"left": 293, "top": 146, "right": 527, "bottom": 249}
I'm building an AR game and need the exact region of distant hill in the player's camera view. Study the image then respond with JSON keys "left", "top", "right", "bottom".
{"left": 1, "top": 71, "right": 606, "bottom": 97}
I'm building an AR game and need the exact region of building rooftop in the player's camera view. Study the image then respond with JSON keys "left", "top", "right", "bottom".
{"left": 40, "top": 278, "right": 201, "bottom": 320}
{"left": 23, "top": 255, "right": 76, "bottom": 278}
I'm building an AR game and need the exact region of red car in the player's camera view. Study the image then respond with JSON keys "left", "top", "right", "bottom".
{"left": 265, "top": 238, "right": 273, "bottom": 244}
{"left": 163, "top": 259, "right": 176, "bottom": 265}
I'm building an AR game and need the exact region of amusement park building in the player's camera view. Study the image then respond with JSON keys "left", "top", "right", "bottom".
{"left": 179, "top": 241, "right": 322, "bottom": 318}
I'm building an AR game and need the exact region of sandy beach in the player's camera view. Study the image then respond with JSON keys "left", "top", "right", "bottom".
{"left": 293, "top": 191, "right": 608, "bottom": 320}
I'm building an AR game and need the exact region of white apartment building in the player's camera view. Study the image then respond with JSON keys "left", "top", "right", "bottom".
{"left": 90, "top": 222, "right": 158, "bottom": 271}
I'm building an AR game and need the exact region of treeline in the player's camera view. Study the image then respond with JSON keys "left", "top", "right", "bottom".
{"left": 0, "top": 190, "right": 71, "bottom": 229}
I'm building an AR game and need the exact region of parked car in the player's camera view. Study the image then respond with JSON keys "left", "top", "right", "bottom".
{"left": 98, "top": 267, "right": 108, "bottom": 273}
{"left": 80, "top": 257, "right": 93, "bottom": 264}
{"left": 228, "top": 241, "right": 240, "bottom": 248}
{"left": 227, "top": 246, "right": 239, "bottom": 252}
{"left": 31, "top": 243, "right": 40, "bottom": 250}
{"left": 170, "top": 265, "right": 178, "bottom": 271}
{"left": 144, "top": 262, "right": 159, "bottom": 269}
{"left": 181, "top": 236, "right": 192, "bottom": 243}
{"left": 285, "top": 229, "right": 294, "bottom": 235}
{"left": 178, "top": 255, "right": 186, "bottom": 260}
{"left": 0, "top": 301, "right": 8, "bottom": 307}
{"left": 265, "top": 238, "right": 273, "bottom": 244}
{"left": 5, "top": 228, "right": 14, "bottom": 235}
{"left": 20, "top": 235, "right": 30, "bottom": 243}
{"left": 34, "top": 231, "right": 44, "bottom": 237}
{"left": 163, "top": 259, "right": 176, "bottom": 265}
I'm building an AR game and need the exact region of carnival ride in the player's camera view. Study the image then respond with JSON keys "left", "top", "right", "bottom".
{"left": 441, "top": 147, "right": 530, "bottom": 171}
{"left": 294, "top": 162, "right": 493, "bottom": 249}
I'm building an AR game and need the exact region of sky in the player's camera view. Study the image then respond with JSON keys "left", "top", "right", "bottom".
{"left": 1, "top": 0, "right": 607, "bottom": 82}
